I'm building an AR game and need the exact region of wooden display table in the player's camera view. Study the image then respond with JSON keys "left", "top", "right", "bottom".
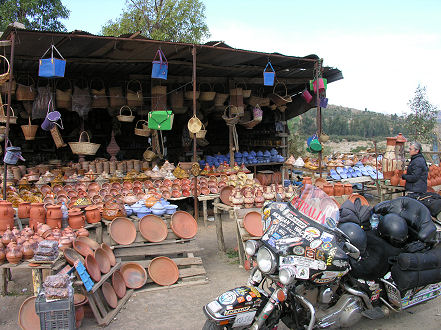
{"left": 212, "top": 201, "right": 235, "bottom": 253}
{"left": 197, "top": 193, "right": 220, "bottom": 228}
{"left": 0, "top": 255, "right": 66, "bottom": 295}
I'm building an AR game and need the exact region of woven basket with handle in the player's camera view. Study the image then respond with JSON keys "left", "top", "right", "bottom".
{"left": 143, "top": 147, "right": 156, "bottom": 161}
{"left": 134, "top": 120, "right": 151, "bottom": 137}
{"left": 117, "top": 105, "right": 135, "bottom": 122}
{"left": 69, "top": 131, "right": 100, "bottom": 155}
{"left": 21, "top": 117, "right": 38, "bottom": 140}
{"left": 50, "top": 126, "right": 67, "bottom": 148}
{"left": 0, "top": 104, "right": 17, "bottom": 124}
{"left": 0, "top": 55, "right": 10, "bottom": 85}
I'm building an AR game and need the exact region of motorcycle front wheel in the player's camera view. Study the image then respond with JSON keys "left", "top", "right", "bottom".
{"left": 202, "top": 320, "right": 229, "bottom": 330}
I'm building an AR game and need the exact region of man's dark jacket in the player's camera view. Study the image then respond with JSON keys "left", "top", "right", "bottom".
{"left": 402, "top": 153, "right": 428, "bottom": 193}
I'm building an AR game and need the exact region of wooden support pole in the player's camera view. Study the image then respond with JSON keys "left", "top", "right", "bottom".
{"left": 192, "top": 45, "right": 199, "bottom": 222}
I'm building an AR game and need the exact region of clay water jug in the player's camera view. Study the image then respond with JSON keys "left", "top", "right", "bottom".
{"left": 323, "top": 183, "right": 334, "bottom": 196}
{"left": 390, "top": 170, "right": 400, "bottom": 186}
{"left": 30, "top": 203, "right": 46, "bottom": 230}
{"left": 46, "top": 204, "right": 63, "bottom": 229}
{"left": 333, "top": 183, "right": 344, "bottom": 197}
{"left": 68, "top": 209, "right": 85, "bottom": 229}
{"left": 18, "top": 202, "right": 31, "bottom": 219}
{"left": 343, "top": 184, "right": 353, "bottom": 195}
{"left": 85, "top": 205, "right": 101, "bottom": 223}
{"left": 22, "top": 241, "right": 34, "bottom": 260}
{"left": 0, "top": 200, "right": 15, "bottom": 234}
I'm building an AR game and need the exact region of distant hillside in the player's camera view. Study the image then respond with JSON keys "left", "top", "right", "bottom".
{"left": 289, "top": 104, "right": 408, "bottom": 141}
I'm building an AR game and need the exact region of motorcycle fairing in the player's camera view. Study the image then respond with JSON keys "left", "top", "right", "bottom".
{"left": 205, "top": 286, "right": 268, "bottom": 321}
{"left": 262, "top": 204, "right": 350, "bottom": 281}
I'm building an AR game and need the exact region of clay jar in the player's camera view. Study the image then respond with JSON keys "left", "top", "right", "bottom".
{"left": 0, "top": 200, "right": 15, "bottom": 234}
{"left": 390, "top": 170, "right": 400, "bottom": 186}
{"left": 17, "top": 202, "right": 31, "bottom": 219}
{"left": 343, "top": 184, "right": 353, "bottom": 196}
{"left": 68, "top": 209, "right": 86, "bottom": 229}
{"left": 30, "top": 203, "right": 46, "bottom": 231}
{"left": 6, "top": 243, "right": 22, "bottom": 264}
{"left": 302, "top": 177, "right": 313, "bottom": 186}
{"left": 22, "top": 241, "right": 34, "bottom": 260}
{"left": 85, "top": 205, "right": 101, "bottom": 224}
{"left": 46, "top": 204, "right": 63, "bottom": 229}
{"left": 323, "top": 183, "right": 334, "bottom": 196}
{"left": 333, "top": 183, "right": 344, "bottom": 197}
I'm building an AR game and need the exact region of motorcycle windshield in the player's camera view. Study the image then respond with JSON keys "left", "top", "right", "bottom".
{"left": 262, "top": 185, "right": 340, "bottom": 254}
{"left": 291, "top": 184, "right": 340, "bottom": 228}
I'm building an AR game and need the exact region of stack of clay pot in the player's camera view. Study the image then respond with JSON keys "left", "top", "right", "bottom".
{"left": 229, "top": 184, "right": 299, "bottom": 208}
{"left": 0, "top": 223, "right": 87, "bottom": 264}
{"left": 320, "top": 182, "right": 353, "bottom": 197}
{"left": 427, "top": 165, "right": 441, "bottom": 188}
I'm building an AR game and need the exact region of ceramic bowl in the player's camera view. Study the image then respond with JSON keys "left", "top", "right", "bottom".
{"left": 101, "top": 243, "right": 116, "bottom": 267}
{"left": 102, "top": 282, "right": 117, "bottom": 309}
{"left": 85, "top": 254, "right": 101, "bottom": 282}
{"left": 112, "top": 270, "right": 127, "bottom": 299}
{"left": 94, "top": 247, "right": 111, "bottom": 274}
{"left": 120, "top": 262, "right": 147, "bottom": 289}
{"left": 109, "top": 217, "right": 137, "bottom": 245}
{"left": 170, "top": 211, "right": 198, "bottom": 239}
{"left": 148, "top": 256, "right": 179, "bottom": 286}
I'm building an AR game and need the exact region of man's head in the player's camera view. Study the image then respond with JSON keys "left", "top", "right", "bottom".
{"left": 409, "top": 141, "right": 422, "bottom": 156}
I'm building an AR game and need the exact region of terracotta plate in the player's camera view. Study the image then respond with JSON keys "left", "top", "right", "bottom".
{"left": 76, "top": 236, "right": 100, "bottom": 251}
{"left": 18, "top": 296, "right": 40, "bottom": 330}
{"left": 243, "top": 211, "right": 263, "bottom": 237}
{"left": 148, "top": 256, "right": 179, "bottom": 286}
{"left": 170, "top": 211, "right": 198, "bottom": 239}
{"left": 109, "top": 217, "right": 137, "bottom": 245}
{"left": 139, "top": 215, "right": 168, "bottom": 242}
{"left": 101, "top": 243, "right": 116, "bottom": 267}
{"left": 64, "top": 247, "right": 85, "bottom": 266}
{"left": 219, "top": 185, "right": 234, "bottom": 205}
{"left": 94, "top": 247, "right": 111, "bottom": 274}
{"left": 112, "top": 270, "right": 127, "bottom": 299}
{"left": 85, "top": 254, "right": 101, "bottom": 282}
{"left": 348, "top": 193, "right": 369, "bottom": 206}
{"left": 74, "top": 293, "right": 87, "bottom": 306}
{"left": 102, "top": 282, "right": 118, "bottom": 309}
{"left": 73, "top": 239, "right": 94, "bottom": 257}
{"left": 120, "top": 262, "right": 147, "bottom": 289}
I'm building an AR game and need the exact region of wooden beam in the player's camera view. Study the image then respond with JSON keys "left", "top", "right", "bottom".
{"left": 0, "top": 40, "right": 12, "bottom": 47}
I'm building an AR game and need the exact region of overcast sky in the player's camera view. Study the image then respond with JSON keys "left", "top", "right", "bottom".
{"left": 61, "top": 0, "right": 441, "bottom": 115}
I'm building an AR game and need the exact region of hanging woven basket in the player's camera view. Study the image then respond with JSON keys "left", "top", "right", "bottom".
{"left": 134, "top": 120, "right": 151, "bottom": 137}
{"left": 190, "top": 123, "right": 207, "bottom": 139}
{"left": 0, "top": 55, "right": 10, "bottom": 85}
{"left": 143, "top": 147, "right": 156, "bottom": 161}
{"left": 21, "top": 117, "right": 38, "bottom": 140}
{"left": 0, "top": 104, "right": 17, "bottom": 124}
{"left": 69, "top": 131, "right": 100, "bottom": 155}
{"left": 117, "top": 105, "right": 135, "bottom": 122}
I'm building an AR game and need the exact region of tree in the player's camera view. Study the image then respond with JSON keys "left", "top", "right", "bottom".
{"left": 0, "top": 0, "right": 69, "bottom": 32}
{"left": 404, "top": 85, "right": 439, "bottom": 143}
{"left": 101, "top": 0, "right": 210, "bottom": 43}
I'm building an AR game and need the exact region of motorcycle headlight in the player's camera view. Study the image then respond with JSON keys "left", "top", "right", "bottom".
{"left": 279, "top": 267, "right": 296, "bottom": 285}
{"left": 256, "top": 246, "right": 277, "bottom": 274}
{"left": 245, "top": 240, "right": 260, "bottom": 257}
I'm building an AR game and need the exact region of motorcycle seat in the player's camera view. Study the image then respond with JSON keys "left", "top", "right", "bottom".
{"left": 373, "top": 197, "right": 437, "bottom": 243}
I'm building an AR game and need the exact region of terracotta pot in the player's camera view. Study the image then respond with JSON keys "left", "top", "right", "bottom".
{"left": 333, "top": 183, "right": 344, "bottom": 197}
{"left": 85, "top": 205, "right": 101, "bottom": 223}
{"left": 1, "top": 226, "right": 14, "bottom": 245}
{"left": 390, "top": 170, "right": 400, "bottom": 186}
{"left": 68, "top": 209, "right": 86, "bottom": 229}
{"left": 17, "top": 202, "right": 31, "bottom": 219}
{"left": 0, "top": 200, "right": 15, "bottom": 234}
{"left": 0, "top": 248, "right": 5, "bottom": 263}
{"left": 343, "top": 184, "right": 353, "bottom": 195}
{"left": 77, "top": 228, "right": 89, "bottom": 237}
{"left": 46, "top": 204, "right": 62, "bottom": 229}
{"left": 29, "top": 203, "right": 46, "bottom": 231}
{"left": 6, "top": 245, "right": 22, "bottom": 264}
{"left": 22, "top": 242, "right": 34, "bottom": 260}
{"left": 323, "top": 183, "right": 334, "bottom": 196}
{"left": 302, "top": 176, "right": 312, "bottom": 186}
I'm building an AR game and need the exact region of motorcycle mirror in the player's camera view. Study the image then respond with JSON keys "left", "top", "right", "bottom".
{"left": 344, "top": 242, "right": 360, "bottom": 260}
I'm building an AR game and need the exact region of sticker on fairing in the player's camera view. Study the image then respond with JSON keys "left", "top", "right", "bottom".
{"left": 320, "top": 232, "right": 334, "bottom": 243}
{"left": 310, "top": 239, "right": 323, "bottom": 249}
{"left": 218, "top": 291, "right": 237, "bottom": 305}
{"left": 280, "top": 255, "right": 326, "bottom": 270}
{"left": 305, "top": 227, "right": 321, "bottom": 238}
{"left": 297, "top": 266, "right": 309, "bottom": 279}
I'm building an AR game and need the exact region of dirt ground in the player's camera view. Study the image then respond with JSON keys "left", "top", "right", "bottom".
{"left": 2, "top": 215, "right": 441, "bottom": 330}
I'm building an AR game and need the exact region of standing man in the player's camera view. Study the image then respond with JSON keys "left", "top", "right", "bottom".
{"left": 402, "top": 141, "right": 428, "bottom": 193}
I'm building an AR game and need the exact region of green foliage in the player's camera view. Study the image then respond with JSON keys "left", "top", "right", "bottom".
{"left": 101, "top": 0, "right": 210, "bottom": 43}
{"left": 350, "top": 145, "right": 368, "bottom": 153}
{"left": 225, "top": 248, "right": 239, "bottom": 264}
{"left": 0, "top": 0, "right": 69, "bottom": 31}
{"left": 289, "top": 105, "right": 409, "bottom": 141}
{"left": 404, "top": 85, "right": 439, "bottom": 143}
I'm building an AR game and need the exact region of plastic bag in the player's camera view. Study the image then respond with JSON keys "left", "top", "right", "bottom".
{"left": 44, "top": 274, "right": 69, "bottom": 288}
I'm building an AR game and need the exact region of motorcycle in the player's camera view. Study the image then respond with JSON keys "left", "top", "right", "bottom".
{"left": 203, "top": 185, "right": 441, "bottom": 329}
